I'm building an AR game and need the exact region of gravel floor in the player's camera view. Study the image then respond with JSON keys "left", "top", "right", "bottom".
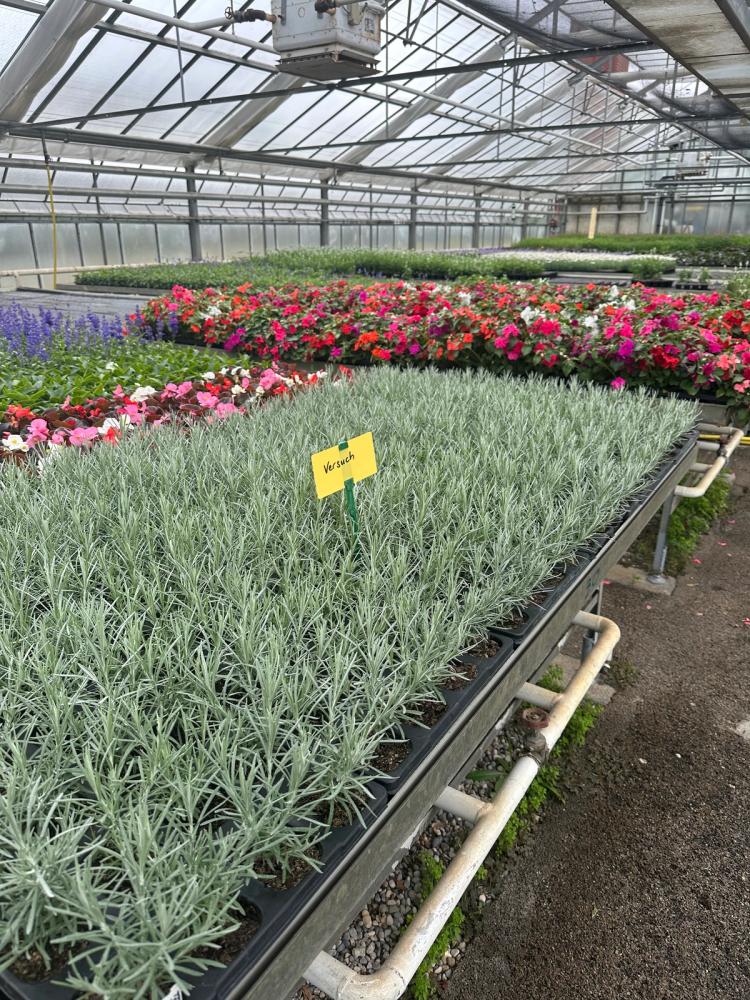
{"left": 445, "top": 450, "right": 750, "bottom": 1000}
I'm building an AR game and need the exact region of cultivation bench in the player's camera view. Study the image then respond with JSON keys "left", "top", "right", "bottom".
{"left": 162, "top": 433, "right": 697, "bottom": 1000}
{"left": 645, "top": 405, "right": 746, "bottom": 587}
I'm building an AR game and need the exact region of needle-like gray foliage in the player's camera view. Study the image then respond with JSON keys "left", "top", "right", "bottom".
{"left": 0, "top": 369, "right": 695, "bottom": 997}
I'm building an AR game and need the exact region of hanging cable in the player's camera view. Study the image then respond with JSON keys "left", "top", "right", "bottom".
{"left": 41, "top": 138, "right": 58, "bottom": 290}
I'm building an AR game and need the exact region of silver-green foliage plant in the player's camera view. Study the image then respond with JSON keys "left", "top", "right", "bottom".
{"left": 0, "top": 370, "right": 695, "bottom": 996}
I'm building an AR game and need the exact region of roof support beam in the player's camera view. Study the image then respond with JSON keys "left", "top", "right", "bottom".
{"left": 0, "top": 120, "right": 564, "bottom": 194}
{"left": 201, "top": 75, "right": 307, "bottom": 150}
{"left": 333, "top": 39, "right": 511, "bottom": 169}
{"left": 23, "top": 41, "right": 658, "bottom": 129}
{"left": 0, "top": 0, "right": 103, "bottom": 120}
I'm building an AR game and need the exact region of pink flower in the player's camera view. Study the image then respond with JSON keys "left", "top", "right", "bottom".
{"left": 610, "top": 377, "right": 627, "bottom": 390}
{"left": 259, "top": 369, "right": 282, "bottom": 391}
{"left": 175, "top": 381, "right": 193, "bottom": 397}
{"left": 120, "top": 403, "right": 143, "bottom": 425}
{"left": 196, "top": 391, "right": 218, "bottom": 409}
{"left": 214, "top": 402, "right": 239, "bottom": 419}
{"left": 25, "top": 418, "right": 49, "bottom": 447}
{"left": 50, "top": 429, "right": 67, "bottom": 445}
{"left": 69, "top": 426, "right": 99, "bottom": 447}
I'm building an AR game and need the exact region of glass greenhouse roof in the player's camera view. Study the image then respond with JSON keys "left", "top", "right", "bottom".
{"left": 0, "top": 0, "right": 747, "bottom": 223}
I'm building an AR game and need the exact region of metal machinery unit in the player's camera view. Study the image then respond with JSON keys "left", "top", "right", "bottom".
{"left": 271, "top": 0, "right": 385, "bottom": 79}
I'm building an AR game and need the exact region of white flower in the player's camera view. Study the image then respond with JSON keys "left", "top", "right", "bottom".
{"left": 231, "top": 384, "right": 243, "bottom": 396}
{"left": 130, "top": 386, "right": 156, "bottom": 403}
{"left": 37, "top": 443, "right": 65, "bottom": 473}
{"left": 3, "top": 434, "right": 28, "bottom": 452}
{"left": 623, "top": 298, "right": 637, "bottom": 311}
{"left": 201, "top": 371, "right": 215, "bottom": 381}
{"left": 520, "top": 306, "right": 537, "bottom": 324}
{"left": 104, "top": 361, "right": 117, "bottom": 371}
{"left": 457, "top": 291, "right": 472, "bottom": 307}
{"left": 583, "top": 315, "right": 598, "bottom": 329}
{"left": 98, "top": 416, "right": 131, "bottom": 435}
{"left": 608, "top": 285, "right": 620, "bottom": 297}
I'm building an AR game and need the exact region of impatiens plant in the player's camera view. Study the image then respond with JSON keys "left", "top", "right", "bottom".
{"left": 0, "top": 368, "right": 695, "bottom": 997}
{"left": 136, "top": 279, "right": 750, "bottom": 418}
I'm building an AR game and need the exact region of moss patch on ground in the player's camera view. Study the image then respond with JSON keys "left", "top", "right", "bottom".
{"left": 626, "top": 476, "right": 731, "bottom": 575}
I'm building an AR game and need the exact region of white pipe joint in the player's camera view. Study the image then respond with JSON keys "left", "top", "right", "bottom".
{"left": 518, "top": 681, "right": 560, "bottom": 711}
{"left": 697, "top": 422, "right": 735, "bottom": 435}
{"left": 304, "top": 610, "right": 620, "bottom": 1000}
{"left": 676, "top": 427, "right": 742, "bottom": 498}
{"left": 435, "top": 786, "right": 489, "bottom": 825}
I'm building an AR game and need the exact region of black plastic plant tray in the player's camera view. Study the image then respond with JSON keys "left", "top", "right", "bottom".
{"left": 220, "top": 428, "right": 698, "bottom": 1000}
{"left": 0, "top": 971, "right": 76, "bottom": 1000}
{"left": 0, "top": 784, "right": 391, "bottom": 1000}
{"left": 373, "top": 634, "right": 515, "bottom": 797}
{"left": 0, "top": 431, "right": 699, "bottom": 1000}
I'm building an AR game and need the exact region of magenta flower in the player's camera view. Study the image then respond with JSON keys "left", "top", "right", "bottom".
{"left": 223, "top": 331, "right": 244, "bottom": 351}
{"left": 616, "top": 339, "right": 634, "bottom": 359}
{"left": 610, "top": 377, "right": 627, "bottom": 390}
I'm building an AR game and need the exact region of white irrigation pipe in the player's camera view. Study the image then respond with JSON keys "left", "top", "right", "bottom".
{"left": 305, "top": 610, "right": 620, "bottom": 1000}
{"left": 675, "top": 427, "right": 743, "bottom": 499}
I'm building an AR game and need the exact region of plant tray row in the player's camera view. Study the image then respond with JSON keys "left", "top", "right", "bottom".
{"left": 0, "top": 431, "right": 699, "bottom": 1000}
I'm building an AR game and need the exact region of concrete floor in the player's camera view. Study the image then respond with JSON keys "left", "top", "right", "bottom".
{"left": 445, "top": 452, "right": 750, "bottom": 1000}
{"left": 0, "top": 288, "right": 146, "bottom": 320}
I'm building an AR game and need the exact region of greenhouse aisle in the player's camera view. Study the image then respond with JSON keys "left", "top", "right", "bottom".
{"left": 0, "top": 289, "right": 145, "bottom": 321}
{"left": 445, "top": 452, "right": 750, "bottom": 1000}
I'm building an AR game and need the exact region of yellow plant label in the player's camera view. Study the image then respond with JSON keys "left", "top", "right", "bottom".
{"left": 311, "top": 432, "right": 378, "bottom": 499}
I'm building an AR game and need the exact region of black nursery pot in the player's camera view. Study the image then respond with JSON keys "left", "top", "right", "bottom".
{"left": 368, "top": 633, "right": 514, "bottom": 798}
{"left": 0, "top": 954, "right": 87, "bottom": 1000}
{"left": 185, "top": 780, "right": 391, "bottom": 999}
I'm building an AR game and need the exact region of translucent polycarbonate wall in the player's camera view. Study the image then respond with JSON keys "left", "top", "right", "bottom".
{"left": 0, "top": 216, "right": 551, "bottom": 286}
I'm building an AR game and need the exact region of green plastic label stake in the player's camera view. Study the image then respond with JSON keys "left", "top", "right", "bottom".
{"left": 339, "top": 438, "right": 360, "bottom": 549}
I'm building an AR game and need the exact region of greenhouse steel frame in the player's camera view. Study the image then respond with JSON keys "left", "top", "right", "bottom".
{"left": 1, "top": 0, "right": 750, "bottom": 269}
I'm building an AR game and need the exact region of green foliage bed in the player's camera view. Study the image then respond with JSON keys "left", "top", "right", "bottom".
{"left": 75, "top": 246, "right": 667, "bottom": 291}
{"left": 1, "top": 338, "right": 222, "bottom": 411}
{"left": 516, "top": 233, "right": 750, "bottom": 268}
{"left": 0, "top": 369, "right": 695, "bottom": 996}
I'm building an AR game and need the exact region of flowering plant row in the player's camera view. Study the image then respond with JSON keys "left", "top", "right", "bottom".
{"left": 136, "top": 279, "right": 750, "bottom": 417}
{"left": 0, "top": 362, "right": 332, "bottom": 463}
{"left": 0, "top": 302, "right": 228, "bottom": 412}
